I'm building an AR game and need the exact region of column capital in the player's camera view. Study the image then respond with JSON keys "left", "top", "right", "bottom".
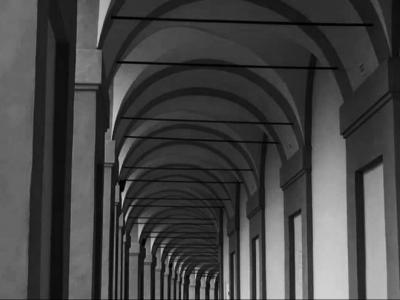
{"left": 209, "top": 277, "right": 216, "bottom": 287}
{"left": 122, "top": 234, "right": 128, "bottom": 243}
{"left": 129, "top": 251, "right": 140, "bottom": 257}
{"left": 144, "top": 255, "right": 153, "bottom": 264}
{"left": 129, "top": 241, "right": 140, "bottom": 253}
{"left": 104, "top": 130, "right": 115, "bottom": 167}
{"left": 114, "top": 185, "right": 120, "bottom": 205}
{"left": 75, "top": 49, "right": 102, "bottom": 90}
{"left": 118, "top": 214, "right": 124, "bottom": 228}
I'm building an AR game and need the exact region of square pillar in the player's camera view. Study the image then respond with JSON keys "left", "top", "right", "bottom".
{"left": 154, "top": 249, "right": 162, "bottom": 299}
{"left": 143, "top": 240, "right": 153, "bottom": 300}
{"left": 181, "top": 274, "right": 187, "bottom": 300}
{"left": 199, "top": 276, "right": 207, "bottom": 300}
{"left": 116, "top": 215, "right": 124, "bottom": 300}
{"left": 208, "top": 278, "right": 215, "bottom": 300}
{"left": 111, "top": 186, "right": 120, "bottom": 299}
{"left": 184, "top": 275, "right": 190, "bottom": 300}
{"left": 128, "top": 241, "right": 140, "bottom": 300}
{"left": 69, "top": 48, "right": 102, "bottom": 299}
{"left": 205, "top": 277, "right": 211, "bottom": 300}
{"left": 164, "top": 260, "right": 170, "bottom": 300}
{"left": 121, "top": 234, "right": 128, "bottom": 299}
{"left": 171, "top": 270, "right": 176, "bottom": 299}
{"left": 160, "top": 264, "right": 165, "bottom": 300}
{"left": 189, "top": 274, "right": 196, "bottom": 300}
{"left": 101, "top": 132, "right": 115, "bottom": 298}
{"left": 177, "top": 275, "right": 182, "bottom": 300}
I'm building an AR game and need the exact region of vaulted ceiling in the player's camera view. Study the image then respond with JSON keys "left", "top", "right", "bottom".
{"left": 98, "top": 0, "right": 391, "bottom": 276}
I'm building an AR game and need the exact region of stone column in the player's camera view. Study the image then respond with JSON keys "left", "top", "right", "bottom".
{"left": 181, "top": 274, "right": 186, "bottom": 300}
{"left": 128, "top": 240, "right": 140, "bottom": 300}
{"left": 154, "top": 250, "right": 162, "bottom": 299}
{"left": 111, "top": 186, "right": 120, "bottom": 299}
{"left": 69, "top": 2, "right": 103, "bottom": 296}
{"left": 209, "top": 279, "right": 215, "bottom": 300}
{"left": 199, "top": 276, "right": 207, "bottom": 300}
{"left": 184, "top": 275, "right": 190, "bottom": 299}
{"left": 175, "top": 271, "right": 179, "bottom": 300}
{"left": 171, "top": 271, "right": 176, "bottom": 300}
{"left": 101, "top": 131, "right": 115, "bottom": 299}
{"left": 176, "top": 275, "right": 181, "bottom": 300}
{"left": 195, "top": 275, "right": 200, "bottom": 300}
{"left": 215, "top": 278, "right": 219, "bottom": 300}
{"left": 117, "top": 215, "right": 124, "bottom": 300}
{"left": 163, "top": 260, "right": 170, "bottom": 300}
{"left": 160, "top": 264, "right": 165, "bottom": 300}
{"left": 121, "top": 234, "right": 128, "bottom": 299}
{"left": 69, "top": 46, "right": 102, "bottom": 298}
{"left": 205, "top": 277, "right": 210, "bottom": 300}
{"left": 143, "top": 240, "right": 153, "bottom": 300}
{"left": 175, "top": 271, "right": 181, "bottom": 300}
{"left": 188, "top": 274, "right": 196, "bottom": 300}
{"left": 181, "top": 272, "right": 188, "bottom": 300}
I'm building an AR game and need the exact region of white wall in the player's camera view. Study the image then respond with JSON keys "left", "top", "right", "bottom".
{"left": 264, "top": 146, "right": 285, "bottom": 299}
{"left": 239, "top": 189, "right": 251, "bottom": 299}
{"left": 312, "top": 69, "right": 348, "bottom": 299}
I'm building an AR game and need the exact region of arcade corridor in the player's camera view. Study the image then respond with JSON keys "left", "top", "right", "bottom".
{"left": 1, "top": 0, "right": 400, "bottom": 299}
